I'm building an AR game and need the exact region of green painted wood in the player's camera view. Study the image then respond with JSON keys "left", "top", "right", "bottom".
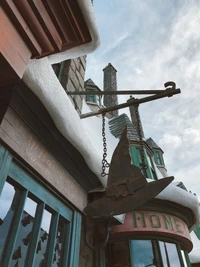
{"left": 176, "top": 244, "right": 185, "bottom": 267}
{"left": 68, "top": 212, "right": 82, "bottom": 267}
{"left": 2, "top": 189, "right": 28, "bottom": 267}
{"left": 61, "top": 222, "right": 72, "bottom": 267}
{"left": 25, "top": 202, "right": 45, "bottom": 267}
{"left": 130, "top": 146, "right": 153, "bottom": 179}
{"left": 8, "top": 162, "right": 72, "bottom": 221}
{"left": 144, "top": 150, "right": 153, "bottom": 179}
{"left": 184, "top": 251, "right": 191, "bottom": 267}
{"left": 99, "top": 248, "right": 106, "bottom": 267}
{"left": 0, "top": 146, "right": 12, "bottom": 195}
{"left": 130, "top": 146, "right": 140, "bottom": 168}
{"left": 194, "top": 225, "right": 200, "bottom": 240}
{"left": 45, "top": 213, "right": 59, "bottom": 266}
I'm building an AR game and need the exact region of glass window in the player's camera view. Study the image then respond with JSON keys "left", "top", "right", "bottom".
{"left": 129, "top": 240, "right": 187, "bottom": 267}
{"left": 10, "top": 197, "right": 37, "bottom": 267}
{"left": 0, "top": 182, "right": 16, "bottom": 259}
{"left": 86, "top": 89, "right": 100, "bottom": 104}
{"left": 34, "top": 208, "right": 52, "bottom": 267}
{"left": 130, "top": 240, "right": 157, "bottom": 267}
{"left": 154, "top": 151, "right": 164, "bottom": 166}
{"left": 0, "top": 148, "right": 82, "bottom": 267}
{"left": 159, "top": 241, "right": 181, "bottom": 267}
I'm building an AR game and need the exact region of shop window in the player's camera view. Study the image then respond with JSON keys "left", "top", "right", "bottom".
{"left": 105, "top": 239, "right": 190, "bottom": 267}
{"left": 0, "top": 147, "right": 81, "bottom": 267}
{"left": 159, "top": 241, "right": 181, "bottom": 267}
{"left": 130, "top": 240, "right": 157, "bottom": 267}
{"left": 129, "top": 240, "right": 190, "bottom": 267}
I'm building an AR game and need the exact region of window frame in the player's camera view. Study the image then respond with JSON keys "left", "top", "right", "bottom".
{"left": 129, "top": 238, "right": 191, "bottom": 267}
{"left": 0, "top": 145, "right": 82, "bottom": 267}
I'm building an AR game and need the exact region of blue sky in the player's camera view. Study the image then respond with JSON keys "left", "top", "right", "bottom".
{"left": 86, "top": 0, "right": 200, "bottom": 199}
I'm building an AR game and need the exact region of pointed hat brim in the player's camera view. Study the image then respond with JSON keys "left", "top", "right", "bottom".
{"left": 84, "top": 176, "right": 174, "bottom": 218}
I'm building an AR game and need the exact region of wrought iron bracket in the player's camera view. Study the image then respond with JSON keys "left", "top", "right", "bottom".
{"left": 80, "top": 82, "right": 180, "bottom": 119}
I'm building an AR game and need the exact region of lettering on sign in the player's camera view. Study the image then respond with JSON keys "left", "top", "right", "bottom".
{"left": 132, "top": 211, "right": 186, "bottom": 235}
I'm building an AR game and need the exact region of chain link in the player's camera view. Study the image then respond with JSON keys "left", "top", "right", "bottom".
{"left": 135, "top": 105, "right": 148, "bottom": 170}
{"left": 101, "top": 113, "right": 110, "bottom": 177}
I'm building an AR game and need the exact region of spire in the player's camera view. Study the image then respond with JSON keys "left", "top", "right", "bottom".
{"left": 103, "top": 63, "right": 118, "bottom": 118}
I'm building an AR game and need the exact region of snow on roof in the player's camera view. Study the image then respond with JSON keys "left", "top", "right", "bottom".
{"left": 152, "top": 179, "right": 200, "bottom": 230}
{"left": 189, "top": 231, "right": 200, "bottom": 263}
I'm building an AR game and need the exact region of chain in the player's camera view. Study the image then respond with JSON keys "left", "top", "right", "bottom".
{"left": 135, "top": 105, "right": 147, "bottom": 170}
{"left": 101, "top": 113, "right": 110, "bottom": 177}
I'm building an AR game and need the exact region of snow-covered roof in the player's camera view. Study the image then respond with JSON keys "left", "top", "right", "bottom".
{"left": 189, "top": 231, "right": 200, "bottom": 263}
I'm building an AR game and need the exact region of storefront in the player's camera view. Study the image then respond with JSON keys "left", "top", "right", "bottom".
{"left": 107, "top": 204, "right": 194, "bottom": 267}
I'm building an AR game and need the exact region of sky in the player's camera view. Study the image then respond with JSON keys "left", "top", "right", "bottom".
{"left": 85, "top": 0, "right": 200, "bottom": 200}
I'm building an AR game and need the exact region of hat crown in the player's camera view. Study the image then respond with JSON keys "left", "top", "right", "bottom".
{"left": 106, "top": 128, "right": 147, "bottom": 198}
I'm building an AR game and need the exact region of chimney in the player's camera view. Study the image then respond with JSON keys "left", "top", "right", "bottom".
{"left": 103, "top": 63, "right": 118, "bottom": 118}
{"left": 128, "top": 97, "right": 145, "bottom": 139}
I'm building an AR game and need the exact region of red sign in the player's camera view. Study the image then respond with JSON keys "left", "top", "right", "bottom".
{"left": 111, "top": 210, "right": 192, "bottom": 251}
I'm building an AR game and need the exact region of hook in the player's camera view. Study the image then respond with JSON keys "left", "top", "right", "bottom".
{"left": 84, "top": 215, "right": 113, "bottom": 250}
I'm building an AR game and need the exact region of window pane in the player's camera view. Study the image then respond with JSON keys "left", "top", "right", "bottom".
{"left": 130, "top": 240, "right": 156, "bottom": 267}
{"left": 52, "top": 218, "right": 68, "bottom": 267}
{"left": 159, "top": 241, "right": 181, "bottom": 267}
{"left": 10, "top": 197, "right": 37, "bottom": 267}
{"left": 34, "top": 209, "right": 52, "bottom": 267}
{"left": 0, "top": 182, "right": 16, "bottom": 258}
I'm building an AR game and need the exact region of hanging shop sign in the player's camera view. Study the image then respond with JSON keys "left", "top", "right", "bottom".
{"left": 111, "top": 210, "right": 193, "bottom": 251}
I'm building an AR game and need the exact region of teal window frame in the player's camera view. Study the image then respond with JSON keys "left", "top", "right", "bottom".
{"left": 0, "top": 146, "right": 82, "bottom": 267}
{"left": 130, "top": 146, "right": 155, "bottom": 179}
{"left": 194, "top": 225, "right": 200, "bottom": 240}
{"left": 129, "top": 238, "right": 191, "bottom": 267}
{"left": 86, "top": 89, "right": 100, "bottom": 104}
{"left": 154, "top": 150, "right": 165, "bottom": 166}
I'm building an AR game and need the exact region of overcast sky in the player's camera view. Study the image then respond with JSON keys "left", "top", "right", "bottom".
{"left": 85, "top": 0, "right": 200, "bottom": 200}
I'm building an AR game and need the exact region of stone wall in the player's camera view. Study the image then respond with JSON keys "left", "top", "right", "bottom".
{"left": 60, "top": 56, "right": 87, "bottom": 115}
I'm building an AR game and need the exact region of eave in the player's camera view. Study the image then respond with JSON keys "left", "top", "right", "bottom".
{"left": 0, "top": 0, "right": 92, "bottom": 86}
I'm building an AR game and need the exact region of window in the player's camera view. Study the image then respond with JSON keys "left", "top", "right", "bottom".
{"left": 154, "top": 151, "right": 164, "bottom": 166}
{"left": 0, "top": 146, "right": 81, "bottom": 267}
{"left": 86, "top": 89, "right": 101, "bottom": 105}
{"left": 105, "top": 239, "right": 190, "bottom": 267}
{"left": 129, "top": 240, "right": 190, "bottom": 267}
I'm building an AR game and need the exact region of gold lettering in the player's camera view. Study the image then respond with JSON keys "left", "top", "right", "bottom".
{"left": 27, "top": 135, "right": 36, "bottom": 150}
